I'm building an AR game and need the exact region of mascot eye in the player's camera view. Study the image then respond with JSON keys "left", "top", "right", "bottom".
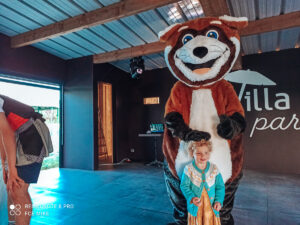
{"left": 206, "top": 30, "right": 219, "bottom": 39}
{"left": 182, "top": 34, "right": 194, "bottom": 44}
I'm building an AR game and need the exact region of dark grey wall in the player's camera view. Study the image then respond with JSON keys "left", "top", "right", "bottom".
{"left": 93, "top": 64, "right": 177, "bottom": 164}
{"left": 111, "top": 49, "right": 300, "bottom": 175}
{"left": 241, "top": 48, "right": 300, "bottom": 174}
{"left": 125, "top": 68, "right": 177, "bottom": 163}
{"left": 0, "top": 34, "right": 66, "bottom": 83}
{"left": 63, "top": 56, "right": 95, "bottom": 170}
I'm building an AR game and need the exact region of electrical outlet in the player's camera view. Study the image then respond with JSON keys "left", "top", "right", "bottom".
{"left": 130, "top": 148, "right": 135, "bottom": 153}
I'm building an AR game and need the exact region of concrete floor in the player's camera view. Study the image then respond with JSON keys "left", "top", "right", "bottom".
{"left": 27, "top": 163, "right": 300, "bottom": 225}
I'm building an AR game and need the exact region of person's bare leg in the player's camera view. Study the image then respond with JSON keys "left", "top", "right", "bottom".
{"left": 9, "top": 183, "right": 32, "bottom": 225}
{"left": 7, "top": 194, "right": 16, "bottom": 222}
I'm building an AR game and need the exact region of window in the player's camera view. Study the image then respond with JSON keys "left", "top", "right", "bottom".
{"left": 0, "top": 74, "right": 62, "bottom": 170}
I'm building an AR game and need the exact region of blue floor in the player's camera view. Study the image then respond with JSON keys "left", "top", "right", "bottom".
{"left": 26, "top": 163, "right": 300, "bottom": 225}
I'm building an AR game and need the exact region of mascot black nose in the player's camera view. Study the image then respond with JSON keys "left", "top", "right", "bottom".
{"left": 193, "top": 47, "right": 208, "bottom": 58}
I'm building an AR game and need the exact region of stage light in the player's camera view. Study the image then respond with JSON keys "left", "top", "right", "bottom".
{"left": 130, "top": 56, "right": 144, "bottom": 79}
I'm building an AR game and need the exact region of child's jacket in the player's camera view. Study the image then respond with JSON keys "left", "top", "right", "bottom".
{"left": 180, "top": 161, "right": 225, "bottom": 217}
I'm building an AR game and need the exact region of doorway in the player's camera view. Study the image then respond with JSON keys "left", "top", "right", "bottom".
{"left": 98, "top": 82, "right": 113, "bottom": 164}
{"left": 0, "top": 75, "right": 61, "bottom": 170}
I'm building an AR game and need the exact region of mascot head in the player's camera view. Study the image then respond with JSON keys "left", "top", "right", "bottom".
{"left": 159, "top": 15, "right": 248, "bottom": 87}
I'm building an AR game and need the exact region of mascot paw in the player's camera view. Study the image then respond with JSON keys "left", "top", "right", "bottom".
{"left": 217, "top": 114, "right": 234, "bottom": 139}
{"left": 184, "top": 130, "right": 211, "bottom": 141}
{"left": 165, "top": 112, "right": 191, "bottom": 139}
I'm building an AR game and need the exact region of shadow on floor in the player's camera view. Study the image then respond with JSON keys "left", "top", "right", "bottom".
{"left": 29, "top": 163, "right": 300, "bottom": 225}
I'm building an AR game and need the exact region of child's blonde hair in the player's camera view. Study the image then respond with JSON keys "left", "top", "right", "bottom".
{"left": 188, "top": 139, "right": 212, "bottom": 156}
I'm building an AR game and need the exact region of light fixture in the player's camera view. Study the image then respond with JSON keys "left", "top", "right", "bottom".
{"left": 130, "top": 56, "right": 145, "bottom": 79}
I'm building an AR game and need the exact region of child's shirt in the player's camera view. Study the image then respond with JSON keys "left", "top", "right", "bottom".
{"left": 180, "top": 160, "right": 225, "bottom": 217}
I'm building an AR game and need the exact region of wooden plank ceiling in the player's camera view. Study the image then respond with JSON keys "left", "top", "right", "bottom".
{"left": 0, "top": 0, "right": 299, "bottom": 72}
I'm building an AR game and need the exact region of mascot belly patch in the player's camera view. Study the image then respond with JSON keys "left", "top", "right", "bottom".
{"left": 191, "top": 89, "right": 232, "bottom": 181}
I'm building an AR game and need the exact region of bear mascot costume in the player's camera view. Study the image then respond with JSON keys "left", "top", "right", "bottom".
{"left": 159, "top": 15, "right": 248, "bottom": 225}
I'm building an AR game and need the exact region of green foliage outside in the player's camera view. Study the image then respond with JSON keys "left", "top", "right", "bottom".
{"left": 42, "top": 153, "right": 59, "bottom": 170}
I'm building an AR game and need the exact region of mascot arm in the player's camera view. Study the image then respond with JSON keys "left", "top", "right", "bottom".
{"left": 165, "top": 112, "right": 210, "bottom": 141}
{"left": 217, "top": 82, "right": 246, "bottom": 140}
{"left": 165, "top": 83, "right": 210, "bottom": 141}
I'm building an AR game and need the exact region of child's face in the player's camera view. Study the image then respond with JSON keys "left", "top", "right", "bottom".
{"left": 193, "top": 145, "right": 211, "bottom": 164}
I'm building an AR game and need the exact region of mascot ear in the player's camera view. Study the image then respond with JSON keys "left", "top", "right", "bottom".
{"left": 219, "top": 15, "right": 248, "bottom": 30}
{"left": 158, "top": 23, "right": 183, "bottom": 42}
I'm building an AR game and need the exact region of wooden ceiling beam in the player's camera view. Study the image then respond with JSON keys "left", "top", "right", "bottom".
{"left": 93, "top": 42, "right": 165, "bottom": 63}
{"left": 199, "top": 0, "right": 230, "bottom": 17}
{"left": 11, "top": 0, "right": 178, "bottom": 48}
{"left": 240, "top": 11, "right": 300, "bottom": 36}
{"left": 94, "top": 12, "right": 300, "bottom": 66}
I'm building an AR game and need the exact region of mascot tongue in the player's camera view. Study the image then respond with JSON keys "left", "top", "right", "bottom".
{"left": 184, "top": 58, "right": 216, "bottom": 75}
{"left": 193, "top": 68, "right": 211, "bottom": 74}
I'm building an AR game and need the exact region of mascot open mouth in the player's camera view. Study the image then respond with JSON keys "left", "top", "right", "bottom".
{"left": 183, "top": 56, "right": 220, "bottom": 75}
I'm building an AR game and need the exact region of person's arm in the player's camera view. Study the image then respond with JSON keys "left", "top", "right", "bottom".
{"left": 0, "top": 137, "right": 6, "bottom": 165}
{"left": 0, "top": 136, "right": 7, "bottom": 184}
{"left": 180, "top": 166, "right": 197, "bottom": 204}
{"left": 0, "top": 100, "right": 6, "bottom": 167}
{"left": 214, "top": 173, "right": 225, "bottom": 207}
{"left": 0, "top": 113, "right": 24, "bottom": 190}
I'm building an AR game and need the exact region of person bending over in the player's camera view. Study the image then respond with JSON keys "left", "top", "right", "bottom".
{"left": 0, "top": 95, "right": 53, "bottom": 225}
